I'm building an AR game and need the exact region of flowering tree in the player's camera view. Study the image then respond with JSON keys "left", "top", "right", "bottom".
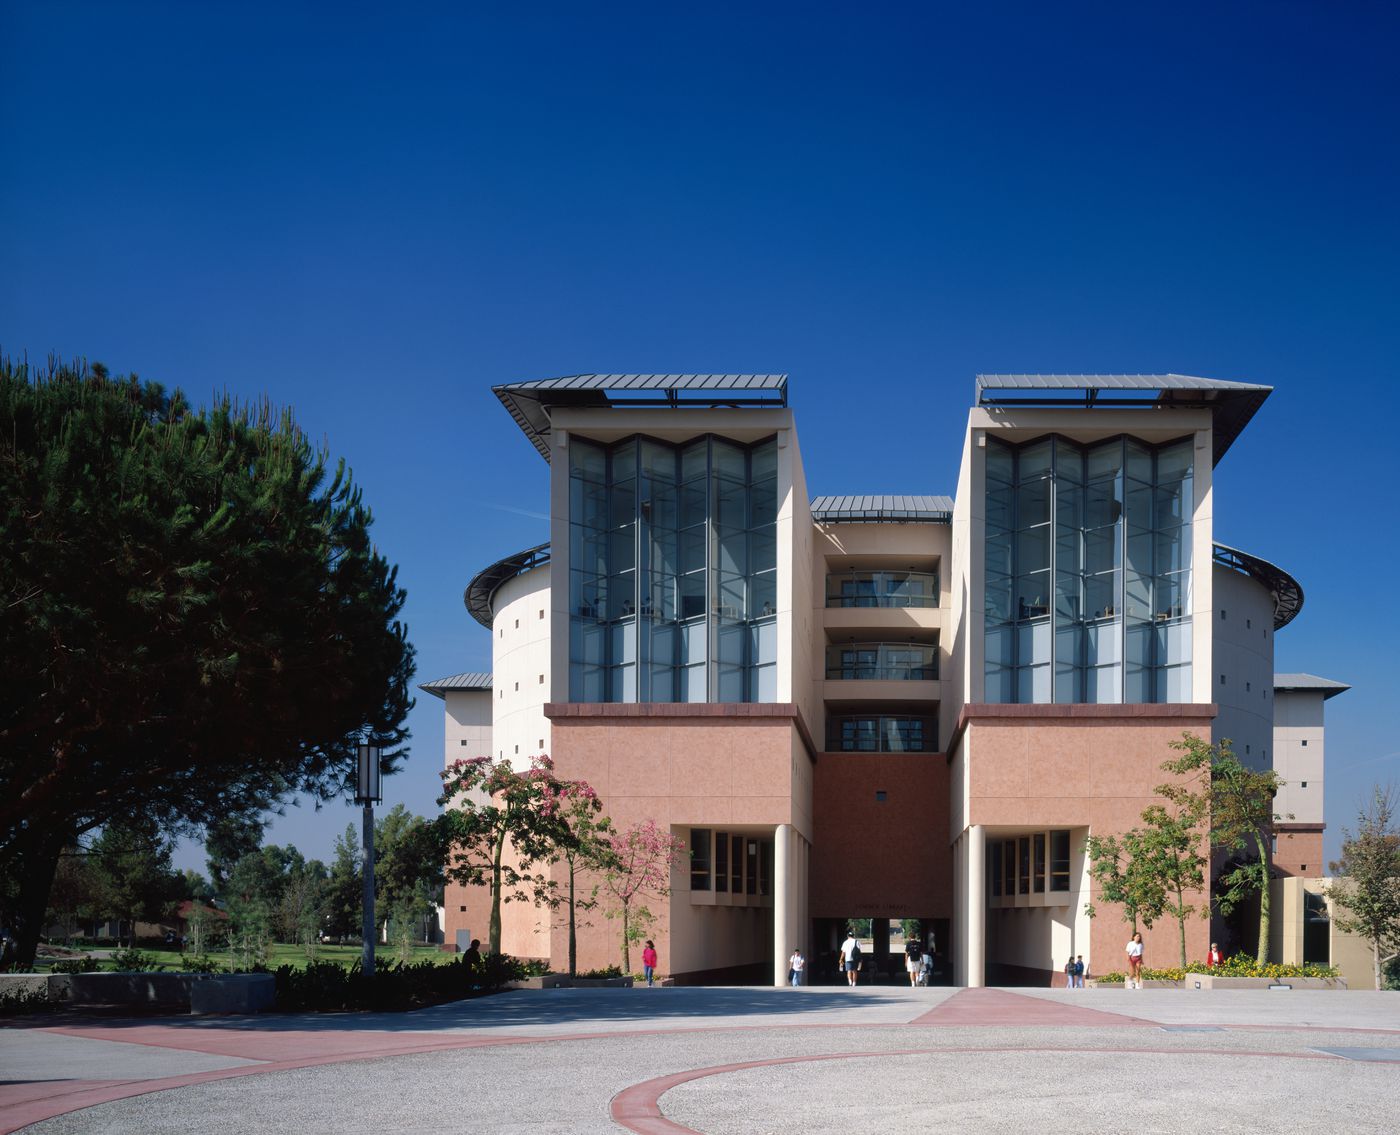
{"left": 538, "top": 779, "right": 611, "bottom": 976}
{"left": 598, "top": 820, "right": 686, "bottom": 972}
{"left": 435, "top": 755, "right": 561, "bottom": 956}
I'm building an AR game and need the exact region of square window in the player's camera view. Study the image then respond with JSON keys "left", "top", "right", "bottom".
{"left": 875, "top": 790, "right": 888, "bottom": 802}
{"left": 1301, "top": 739, "right": 1308, "bottom": 747}
{"left": 1301, "top": 781, "right": 1308, "bottom": 788}
{"left": 459, "top": 906, "right": 466, "bottom": 913}
{"left": 1301, "top": 864, "right": 1308, "bottom": 871}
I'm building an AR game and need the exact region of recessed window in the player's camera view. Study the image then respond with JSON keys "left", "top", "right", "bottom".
{"left": 539, "top": 674, "right": 545, "bottom": 684}
{"left": 514, "top": 619, "right": 519, "bottom": 629}
{"left": 1301, "top": 739, "right": 1308, "bottom": 747}
{"left": 1220, "top": 610, "right": 1227, "bottom": 620}
{"left": 538, "top": 738, "right": 543, "bottom": 748}
{"left": 460, "top": 739, "right": 469, "bottom": 746}
{"left": 690, "top": 829, "right": 712, "bottom": 891}
{"left": 1246, "top": 681, "right": 1251, "bottom": 692}
{"left": 514, "top": 681, "right": 519, "bottom": 691}
{"left": 875, "top": 790, "right": 888, "bottom": 802}
{"left": 1220, "top": 674, "right": 1226, "bottom": 685}
{"left": 498, "top": 628, "right": 503, "bottom": 638}
{"left": 1246, "top": 745, "right": 1251, "bottom": 754}
{"left": 1301, "top": 864, "right": 1308, "bottom": 871}
{"left": 1246, "top": 618, "right": 1252, "bottom": 629}
{"left": 459, "top": 906, "right": 466, "bottom": 912}
{"left": 539, "top": 609, "right": 545, "bottom": 619}
{"left": 514, "top": 745, "right": 518, "bottom": 754}
{"left": 1301, "top": 781, "right": 1308, "bottom": 788}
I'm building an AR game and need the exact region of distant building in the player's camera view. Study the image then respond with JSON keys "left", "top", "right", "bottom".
{"left": 423, "top": 373, "right": 1347, "bottom": 985}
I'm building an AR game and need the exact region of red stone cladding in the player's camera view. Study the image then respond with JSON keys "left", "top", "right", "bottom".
{"left": 1272, "top": 826, "right": 1324, "bottom": 878}
{"left": 541, "top": 703, "right": 809, "bottom": 976}
{"left": 959, "top": 704, "right": 1217, "bottom": 972}
{"left": 811, "top": 752, "right": 950, "bottom": 920}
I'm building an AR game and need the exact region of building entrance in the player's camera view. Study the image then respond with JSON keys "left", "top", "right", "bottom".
{"left": 811, "top": 916, "right": 950, "bottom": 985}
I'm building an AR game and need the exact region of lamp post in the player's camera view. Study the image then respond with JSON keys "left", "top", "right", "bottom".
{"left": 355, "top": 741, "right": 382, "bottom": 976}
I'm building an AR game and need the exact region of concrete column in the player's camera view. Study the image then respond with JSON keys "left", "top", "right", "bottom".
{"left": 968, "top": 824, "right": 986, "bottom": 988}
{"left": 774, "top": 823, "right": 791, "bottom": 987}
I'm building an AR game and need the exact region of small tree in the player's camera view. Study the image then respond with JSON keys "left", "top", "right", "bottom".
{"left": 1084, "top": 829, "right": 1163, "bottom": 935}
{"left": 1084, "top": 741, "right": 1210, "bottom": 968}
{"left": 540, "top": 778, "right": 611, "bottom": 976}
{"left": 435, "top": 754, "right": 561, "bottom": 956}
{"left": 598, "top": 821, "right": 685, "bottom": 972}
{"left": 1329, "top": 785, "right": 1400, "bottom": 990}
{"left": 1164, "top": 733, "right": 1284, "bottom": 963}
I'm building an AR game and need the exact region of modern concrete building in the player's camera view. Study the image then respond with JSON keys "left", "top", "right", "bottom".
{"left": 424, "top": 373, "right": 1345, "bottom": 986}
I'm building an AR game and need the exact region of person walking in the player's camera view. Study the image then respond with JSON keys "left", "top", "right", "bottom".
{"left": 1075, "top": 955, "right": 1086, "bottom": 988}
{"left": 919, "top": 944, "right": 933, "bottom": 987}
{"left": 788, "top": 948, "right": 805, "bottom": 987}
{"left": 905, "top": 944, "right": 921, "bottom": 987}
{"left": 1126, "top": 932, "right": 1144, "bottom": 988}
{"left": 641, "top": 940, "right": 658, "bottom": 987}
{"left": 1064, "top": 956, "right": 1076, "bottom": 989}
{"left": 840, "top": 928, "right": 860, "bottom": 987}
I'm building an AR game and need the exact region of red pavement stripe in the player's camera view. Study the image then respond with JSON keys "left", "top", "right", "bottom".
{"left": 610, "top": 1045, "right": 1349, "bottom": 1135}
{"left": 909, "top": 987, "right": 1156, "bottom": 1027}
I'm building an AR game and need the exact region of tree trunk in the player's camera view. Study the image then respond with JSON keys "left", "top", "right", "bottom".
{"left": 567, "top": 858, "right": 577, "bottom": 977}
{"left": 1373, "top": 943, "right": 1382, "bottom": 992}
{"left": 620, "top": 900, "right": 631, "bottom": 972}
{"left": 489, "top": 829, "right": 506, "bottom": 955}
{"left": 2, "top": 830, "right": 68, "bottom": 971}
{"left": 1252, "top": 832, "right": 1271, "bottom": 965}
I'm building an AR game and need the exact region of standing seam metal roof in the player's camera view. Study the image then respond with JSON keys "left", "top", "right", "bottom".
{"left": 494, "top": 374, "right": 789, "bottom": 459}
{"left": 975, "top": 374, "right": 1272, "bottom": 463}
{"left": 810, "top": 495, "right": 954, "bottom": 522}
{"left": 418, "top": 673, "right": 493, "bottom": 698}
{"left": 1273, "top": 673, "right": 1351, "bottom": 698}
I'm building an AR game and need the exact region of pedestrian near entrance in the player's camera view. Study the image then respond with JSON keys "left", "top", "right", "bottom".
{"left": 1064, "top": 956, "right": 1076, "bottom": 989}
{"left": 789, "top": 948, "right": 805, "bottom": 987}
{"left": 1075, "top": 955, "right": 1086, "bottom": 988}
{"left": 1126, "top": 932, "right": 1144, "bottom": 988}
{"left": 905, "top": 945, "right": 920, "bottom": 986}
{"left": 919, "top": 945, "right": 933, "bottom": 986}
{"left": 1207, "top": 942, "right": 1224, "bottom": 968}
{"left": 840, "top": 929, "right": 861, "bottom": 987}
{"left": 642, "top": 940, "right": 658, "bottom": 987}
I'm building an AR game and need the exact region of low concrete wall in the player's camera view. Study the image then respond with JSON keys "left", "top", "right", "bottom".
{"left": 1185, "top": 973, "right": 1347, "bottom": 990}
{"left": 0, "top": 974, "right": 51, "bottom": 999}
{"left": 4, "top": 972, "right": 278, "bottom": 1013}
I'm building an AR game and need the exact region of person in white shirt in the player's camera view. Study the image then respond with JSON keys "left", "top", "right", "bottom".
{"left": 839, "top": 930, "right": 860, "bottom": 987}
{"left": 788, "top": 948, "right": 805, "bottom": 987}
{"left": 1125, "top": 932, "right": 1144, "bottom": 988}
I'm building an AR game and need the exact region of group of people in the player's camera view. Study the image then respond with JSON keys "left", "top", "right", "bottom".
{"left": 1062, "top": 953, "right": 1088, "bottom": 987}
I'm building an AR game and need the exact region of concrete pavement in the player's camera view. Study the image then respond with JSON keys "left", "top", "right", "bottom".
{"left": 2, "top": 986, "right": 1397, "bottom": 1133}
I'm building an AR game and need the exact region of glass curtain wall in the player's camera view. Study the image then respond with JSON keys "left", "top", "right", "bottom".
{"left": 984, "top": 435, "right": 1193, "bottom": 704}
{"left": 569, "top": 434, "right": 778, "bottom": 702}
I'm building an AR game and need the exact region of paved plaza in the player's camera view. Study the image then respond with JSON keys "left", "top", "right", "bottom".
{"left": 2, "top": 986, "right": 1397, "bottom": 1133}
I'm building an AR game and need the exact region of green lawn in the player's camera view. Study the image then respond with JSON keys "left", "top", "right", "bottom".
{"left": 37, "top": 942, "right": 455, "bottom": 973}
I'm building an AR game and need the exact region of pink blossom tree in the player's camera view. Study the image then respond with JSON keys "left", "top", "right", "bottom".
{"left": 436, "top": 754, "right": 567, "bottom": 956}
{"left": 538, "top": 778, "right": 611, "bottom": 976}
{"left": 598, "top": 820, "right": 686, "bottom": 972}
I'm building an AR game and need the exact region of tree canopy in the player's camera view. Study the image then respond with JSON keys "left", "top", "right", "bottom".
{"left": 1329, "top": 785, "right": 1400, "bottom": 990}
{"left": 0, "top": 357, "right": 415, "bottom": 968}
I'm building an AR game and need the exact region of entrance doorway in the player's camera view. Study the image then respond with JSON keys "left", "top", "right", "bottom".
{"left": 811, "top": 916, "right": 951, "bottom": 985}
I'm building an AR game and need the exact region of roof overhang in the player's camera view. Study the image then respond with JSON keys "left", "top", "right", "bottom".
{"left": 976, "top": 374, "right": 1272, "bottom": 464}
{"left": 463, "top": 542, "right": 551, "bottom": 628}
{"left": 1212, "top": 542, "right": 1303, "bottom": 630}
{"left": 494, "top": 374, "right": 789, "bottom": 460}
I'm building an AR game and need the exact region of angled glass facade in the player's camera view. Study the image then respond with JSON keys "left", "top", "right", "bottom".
{"left": 984, "top": 434, "right": 1193, "bottom": 704}
{"left": 568, "top": 434, "right": 778, "bottom": 702}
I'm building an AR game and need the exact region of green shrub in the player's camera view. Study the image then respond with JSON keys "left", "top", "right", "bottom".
{"left": 272, "top": 953, "right": 525, "bottom": 1013}
{"left": 1096, "top": 955, "right": 1341, "bottom": 983}
{"left": 180, "top": 954, "right": 223, "bottom": 974}
{"left": 49, "top": 957, "right": 100, "bottom": 974}
{"left": 576, "top": 965, "right": 623, "bottom": 980}
{"left": 110, "top": 948, "right": 163, "bottom": 972}
{"left": 0, "top": 986, "right": 55, "bottom": 1015}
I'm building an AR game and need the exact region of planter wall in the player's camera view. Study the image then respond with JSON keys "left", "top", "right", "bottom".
{"left": 1185, "top": 973, "right": 1347, "bottom": 990}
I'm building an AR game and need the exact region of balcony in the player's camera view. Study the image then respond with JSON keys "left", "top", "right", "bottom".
{"left": 826, "top": 570, "right": 939, "bottom": 608}
{"left": 825, "top": 642, "right": 938, "bottom": 681}
{"left": 826, "top": 714, "right": 937, "bottom": 753}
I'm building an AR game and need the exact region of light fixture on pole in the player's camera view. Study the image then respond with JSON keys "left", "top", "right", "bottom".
{"left": 355, "top": 740, "right": 382, "bottom": 977}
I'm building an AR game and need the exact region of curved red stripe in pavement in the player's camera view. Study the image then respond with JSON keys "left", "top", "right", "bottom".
{"left": 910, "top": 987, "right": 1156, "bottom": 1027}
{"left": 609, "top": 1045, "right": 1347, "bottom": 1135}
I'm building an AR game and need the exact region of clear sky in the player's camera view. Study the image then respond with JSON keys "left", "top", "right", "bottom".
{"left": 3, "top": 1, "right": 1397, "bottom": 874}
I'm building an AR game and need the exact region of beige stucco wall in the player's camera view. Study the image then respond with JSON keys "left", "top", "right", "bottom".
{"left": 1210, "top": 563, "right": 1275, "bottom": 771}
{"left": 443, "top": 688, "right": 492, "bottom": 765}
{"left": 1273, "top": 690, "right": 1327, "bottom": 828}
{"left": 491, "top": 565, "right": 552, "bottom": 765}
{"left": 1270, "top": 876, "right": 1380, "bottom": 989}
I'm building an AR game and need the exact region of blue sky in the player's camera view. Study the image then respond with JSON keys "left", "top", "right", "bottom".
{"left": 3, "top": 1, "right": 1396, "bottom": 873}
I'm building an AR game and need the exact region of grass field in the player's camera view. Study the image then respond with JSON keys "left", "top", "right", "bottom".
{"left": 36, "top": 942, "right": 455, "bottom": 973}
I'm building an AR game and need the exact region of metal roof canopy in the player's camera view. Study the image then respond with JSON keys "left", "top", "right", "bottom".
{"left": 495, "top": 374, "right": 789, "bottom": 460}
{"left": 1213, "top": 542, "right": 1303, "bottom": 630}
{"left": 975, "top": 374, "right": 1272, "bottom": 464}
{"left": 418, "top": 672, "right": 493, "bottom": 698}
{"left": 464, "top": 541, "right": 551, "bottom": 628}
{"left": 1273, "top": 673, "right": 1351, "bottom": 699}
{"left": 811, "top": 494, "right": 954, "bottom": 523}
